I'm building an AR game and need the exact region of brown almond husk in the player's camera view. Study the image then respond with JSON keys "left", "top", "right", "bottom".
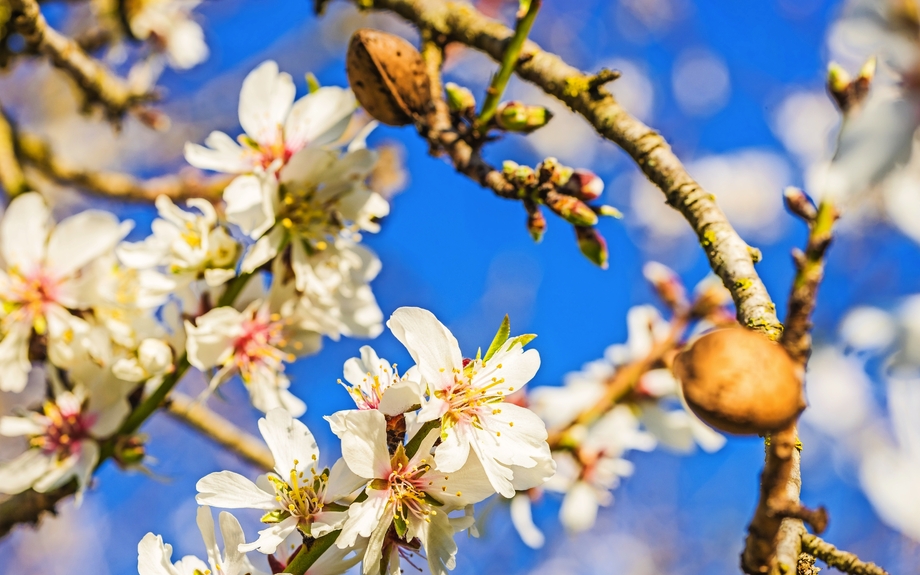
{"left": 673, "top": 327, "right": 805, "bottom": 435}
{"left": 346, "top": 29, "right": 431, "bottom": 126}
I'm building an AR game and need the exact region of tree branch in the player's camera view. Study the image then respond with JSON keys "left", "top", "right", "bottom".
{"left": 9, "top": 0, "right": 157, "bottom": 125}
{"left": 801, "top": 534, "right": 890, "bottom": 575}
{"left": 0, "top": 101, "right": 30, "bottom": 197}
{"left": 165, "top": 392, "right": 274, "bottom": 472}
{"left": 17, "top": 132, "right": 228, "bottom": 202}
{"left": 334, "top": 0, "right": 783, "bottom": 339}
{"left": 743, "top": 195, "right": 839, "bottom": 574}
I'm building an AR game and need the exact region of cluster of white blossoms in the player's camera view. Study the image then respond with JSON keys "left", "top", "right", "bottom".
{"left": 0, "top": 61, "right": 389, "bottom": 498}
{"left": 139, "top": 307, "right": 555, "bottom": 575}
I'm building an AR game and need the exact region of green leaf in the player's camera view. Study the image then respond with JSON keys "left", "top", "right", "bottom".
{"left": 507, "top": 334, "right": 537, "bottom": 349}
{"left": 306, "top": 72, "right": 321, "bottom": 93}
{"left": 261, "top": 509, "right": 291, "bottom": 524}
{"left": 483, "top": 315, "right": 511, "bottom": 362}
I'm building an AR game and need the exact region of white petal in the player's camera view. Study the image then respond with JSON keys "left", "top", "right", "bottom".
{"left": 339, "top": 409, "right": 391, "bottom": 479}
{"left": 560, "top": 481, "right": 601, "bottom": 533}
{"left": 195, "top": 470, "right": 277, "bottom": 510}
{"left": 184, "top": 137, "right": 250, "bottom": 174}
{"left": 1, "top": 192, "right": 49, "bottom": 272}
{"left": 239, "top": 61, "right": 295, "bottom": 147}
{"left": 241, "top": 226, "right": 285, "bottom": 273}
{"left": 325, "top": 456, "right": 369, "bottom": 501}
{"left": 378, "top": 380, "right": 421, "bottom": 416}
{"left": 138, "top": 533, "right": 180, "bottom": 575}
{"left": 47, "top": 211, "right": 132, "bottom": 278}
{"left": 0, "top": 321, "right": 33, "bottom": 392}
{"left": 284, "top": 87, "right": 356, "bottom": 150}
{"left": 336, "top": 490, "right": 389, "bottom": 548}
{"left": 0, "top": 416, "right": 45, "bottom": 437}
{"left": 433, "top": 423, "right": 472, "bottom": 474}
{"left": 422, "top": 506, "right": 458, "bottom": 575}
{"left": 510, "top": 494, "right": 544, "bottom": 548}
{"left": 238, "top": 515, "right": 297, "bottom": 555}
{"left": 259, "top": 408, "right": 319, "bottom": 476}
{"left": 386, "top": 307, "right": 463, "bottom": 390}
{"left": 0, "top": 449, "right": 52, "bottom": 494}
{"left": 197, "top": 506, "right": 219, "bottom": 571}
{"left": 218, "top": 511, "right": 254, "bottom": 574}
{"left": 224, "top": 175, "right": 276, "bottom": 239}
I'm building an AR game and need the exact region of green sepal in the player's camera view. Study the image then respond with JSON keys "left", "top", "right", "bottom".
{"left": 507, "top": 333, "right": 537, "bottom": 349}
{"left": 261, "top": 509, "right": 291, "bottom": 524}
{"left": 422, "top": 492, "right": 445, "bottom": 507}
{"left": 306, "top": 72, "right": 321, "bottom": 93}
{"left": 369, "top": 478, "right": 389, "bottom": 491}
{"left": 483, "top": 315, "right": 511, "bottom": 362}
{"left": 393, "top": 513, "right": 408, "bottom": 538}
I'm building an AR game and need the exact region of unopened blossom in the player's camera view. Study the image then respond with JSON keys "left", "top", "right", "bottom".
{"left": 196, "top": 409, "right": 364, "bottom": 554}
{"left": 113, "top": 338, "right": 174, "bottom": 386}
{"left": 0, "top": 192, "right": 132, "bottom": 392}
{"left": 0, "top": 366, "right": 132, "bottom": 498}
{"left": 118, "top": 196, "right": 240, "bottom": 310}
{"left": 340, "top": 345, "right": 420, "bottom": 415}
{"left": 387, "top": 307, "right": 554, "bottom": 498}
{"left": 138, "top": 506, "right": 265, "bottom": 575}
{"left": 125, "top": 0, "right": 209, "bottom": 70}
{"left": 185, "top": 277, "right": 320, "bottom": 415}
{"left": 336, "top": 409, "right": 495, "bottom": 575}
{"left": 184, "top": 61, "right": 356, "bottom": 176}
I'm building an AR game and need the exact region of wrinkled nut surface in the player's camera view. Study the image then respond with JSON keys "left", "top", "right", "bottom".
{"left": 346, "top": 29, "right": 431, "bottom": 126}
{"left": 673, "top": 327, "right": 805, "bottom": 435}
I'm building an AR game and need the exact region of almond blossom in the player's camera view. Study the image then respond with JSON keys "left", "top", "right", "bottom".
{"left": 185, "top": 269, "right": 323, "bottom": 415}
{"left": 335, "top": 409, "right": 495, "bottom": 575}
{"left": 0, "top": 365, "right": 133, "bottom": 499}
{"left": 0, "top": 192, "right": 132, "bottom": 392}
{"left": 118, "top": 195, "right": 240, "bottom": 310}
{"left": 196, "top": 409, "right": 365, "bottom": 554}
{"left": 387, "top": 307, "right": 554, "bottom": 498}
{"left": 184, "top": 60, "right": 356, "bottom": 176}
{"left": 138, "top": 506, "right": 265, "bottom": 575}
{"left": 339, "top": 345, "right": 421, "bottom": 415}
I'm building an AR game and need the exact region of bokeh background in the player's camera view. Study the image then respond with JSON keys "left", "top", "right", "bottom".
{"left": 2, "top": 0, "right": 920, "bottom": 573}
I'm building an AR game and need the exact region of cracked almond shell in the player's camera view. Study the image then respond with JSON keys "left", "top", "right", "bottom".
{"left": 346, "top": 29, "right": 431, "bottom": 126}
{"left": 673, "top": 327, "right": 805, "bottom": 435}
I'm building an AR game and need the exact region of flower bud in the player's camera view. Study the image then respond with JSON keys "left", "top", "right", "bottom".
{"left": 496, "top": 101, "right": 553, "bottom": 133}
{"left": 673, "top": 327, "right": 805, "bottom": 435}
{"left": 139, "top": 338, "right": 173, "bottom": 376}
{"left": 113, "top": 435, "right": 147, "bottom": 468}
{"left": 690, "top": 275, "right": 734, "bottom": 321}
{"left": 503, "top": 161, "right": 537, "bottom": 188}
{"left": 525, "top": 201, "right": 546, "bottom": 243}
{"left": 827, "top": 57, "right": 875, "bottom": 113}
{"left": 575, "top": 226, "right": 608, "bottom": 269}
{"left": 597, "top": 205, "right": 623, "bottom": 218}
{"left": 545, "top": 190, "right": 598, "bottom": 227}
{"left": 561, "top": 169, "right": 604, "bottom": 201}
{"left": 643, "top": 261, "right": 688, "bottom": 311}
{"left": 783, "top": 186, "right": 817, "bottom": 222}
{"left": 445, "top": 82, "right": 476, "bottom": 114}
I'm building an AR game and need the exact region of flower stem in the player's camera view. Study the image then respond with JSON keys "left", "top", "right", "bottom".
{"left": 476, "top": 0, "right": 541, "bottom": 127}
{"left": 283, "top": 530, "right": 340, "bottom": 574}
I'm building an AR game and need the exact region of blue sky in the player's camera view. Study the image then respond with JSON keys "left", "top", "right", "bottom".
{"left": 4, "top": 1, "right": 920, "bottom": 574}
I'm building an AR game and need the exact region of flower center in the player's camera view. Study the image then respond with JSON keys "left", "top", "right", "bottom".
{"left": 343, "top": 362, "right": 400, "bottom": 410}
{"left": 30, "top": 399, "right": 94, "bottom": 458}
{"left": 268, "top": 457, "right": 328, "bottom": 525}
{"left": 3, "top": 267, "right": 62, "bottom": 331}
{"left": 277, "top": 185, "right": 348, "bottom": 249}
{"left": 436, "top": 361, "right": 508, "bottom": 429}
{"left": 385, "top": 447, "right": 433, "bottom": 526}
{"left": 232, "top": 314, "right": 293, "bottom": 379}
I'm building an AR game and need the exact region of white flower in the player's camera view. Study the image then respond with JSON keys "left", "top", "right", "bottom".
{"left": 196, "top": 409, "right": 364, "bottom": 554}
{"left": 339, "top": 345, "right": 421, "bottom": 415}
{"left": 124, "top": 0, "right": 209, "bottom": 70}
{"left": 335, "top": 409, "right": 495, "bottom": 575}
{"left": 0, "top": 193, "right": 132, "bottom": 392}
{"left": 509, "top": 492, "right": 545, "bottom": 549}
{"left": 113, "top": 338, "right": 174, "bottom": 385}
{"left": 185, "top": 278, "right": 320, "bottom": 416}
{"left": 387, "top": 307, "right": 554, "bottom": 498}
{"left": 232, "top": 146, "right": 389, "bottom": 272}
{"left": 184, "top": 61, "right": 356, "bottom": 176}
{"left": 0, "top": 366, "right": 132, "bottom": 499}
{"left": 137, "top": 506, "right": 265, "bottom": 575}
{"left": 118, "top": 196, "right": 239, "bottom": 310}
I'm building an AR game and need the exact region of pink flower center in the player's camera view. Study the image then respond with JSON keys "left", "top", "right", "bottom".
{"left": 7, "top": 267, "right": 62, "bottom": 321}
{"left": 232, "top": 314, "right": 290, "bottom": 379}
{"left": 31, "top": 400, "right": 95, "bottom": 458}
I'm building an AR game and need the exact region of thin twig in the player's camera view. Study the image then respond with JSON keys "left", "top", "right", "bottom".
{"left": 742, "top": 198, "right": 839, "bottom": 575}
{"left": 477, "top": 0, "right": 541, "bottom": 127}
{"left": 0, "top": 101, "right": 29, "bottom": 197}
{"left": 9, "top": 0, "right": 157, "bottom": 125}
{"left": 17, "top": 132, "right": 229, "bottom": 202}
{"left": 165, "top": 392, "right": 274, "bottom": 471}
{"left": 340, "top": 0, "right": 783, "bottom": 339}
{"left": 801, "top": 534, "right": 890, "bottom": 575}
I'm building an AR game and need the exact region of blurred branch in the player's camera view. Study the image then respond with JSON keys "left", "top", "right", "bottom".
{"left": 742, "top": 194, "right": 838, "bottom": 575}
{"left": 0, "top": 101, "right": 29, "bottom": 197}
{"left": 9, "top": 0, "right": 157, "bottom": 125}
{"left": 333, "top": 0, "right": 783, "bottom": 339}
{"left": 18, "top": 132, "right": 229, "bottom": 202}
{"left": 0, "top": 484, "right": 76, "bottom": 538}
{"left": 801, "top": 534, "right": 890, "bottom": 575}
{"left": 165, "top": 392, "right": 274, "bottom": 471}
